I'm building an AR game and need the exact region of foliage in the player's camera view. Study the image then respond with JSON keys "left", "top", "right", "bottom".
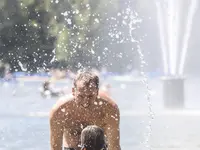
{"left": 0, "top": 0, "right": 141, "bottom": 73}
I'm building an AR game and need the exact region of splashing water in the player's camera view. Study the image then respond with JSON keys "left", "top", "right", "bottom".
{"left": 50, "top": 49, "right": 57, "bottom": 63}
{"left": 127, "top": 8, "right": 154, "bottom": 149}
{"left": 17, "top": 60, "right": 27, "bottom": 72}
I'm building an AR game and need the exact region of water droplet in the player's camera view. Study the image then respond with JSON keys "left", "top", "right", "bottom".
{"left": 61, "top": 108, "right": 66, "bottom": 112}
{"left": 94, "top": 18, "right": 99, "bottom": 23}
{"left": 99, "top": 101, "right": 103, "bottom": 105}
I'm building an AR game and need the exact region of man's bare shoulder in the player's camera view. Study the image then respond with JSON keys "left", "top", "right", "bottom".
{"left": 98, "top": 92, "right": 120, "bottom": 125}
{"left": 98, "top": 92, "right": 119, "bottom": 112}
{"left": 50, "top": 94, "right": 74, "bottom": 117}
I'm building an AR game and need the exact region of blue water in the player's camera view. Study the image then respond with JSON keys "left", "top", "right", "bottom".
{"left": 1, "top": 78, "right": 200, "bottom": 150}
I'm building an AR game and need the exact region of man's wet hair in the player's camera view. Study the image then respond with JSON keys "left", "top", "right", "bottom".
{"left": 80, "top": 125, "right": 107, "bottom": 150}
{"left": 74, "top": 70, "right": 99, "bottom": 89}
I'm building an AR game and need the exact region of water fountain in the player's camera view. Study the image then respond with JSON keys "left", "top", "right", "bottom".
{"left": 155, "top": 0, "right": 198, "bottom": 108}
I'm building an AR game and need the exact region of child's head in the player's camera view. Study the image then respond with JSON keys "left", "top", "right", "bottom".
{"left": 80, "top": 125, "right": 107, "bottom": 150}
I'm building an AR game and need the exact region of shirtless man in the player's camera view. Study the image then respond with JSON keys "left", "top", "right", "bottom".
{"left": 49, "top": 70, "right": 120, "bottom": 150}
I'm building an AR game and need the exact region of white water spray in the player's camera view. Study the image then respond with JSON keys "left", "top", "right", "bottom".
{"left": 172, "top": 0, "right": 180, "bottom": 75}
{"left": 128, "top": 8, "right": 154, "bottom": 149}
{"left": 179, "top": 0, "right": 198, "bottom": 75}
{"left": 156, "top": 2, "right": 168, "bottom": 75}
{"left": 168, "top": 0, "right": 175, "bottom": 75}
{"left": 17, "top": 60, "right": 27, "bottom": 72}
{"left": 156, "top": 0, "right": 198, "bottom": 76}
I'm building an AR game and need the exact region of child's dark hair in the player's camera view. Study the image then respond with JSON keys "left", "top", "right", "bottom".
{"left": 80, "top": 125, "right": 107, "bottom": 150}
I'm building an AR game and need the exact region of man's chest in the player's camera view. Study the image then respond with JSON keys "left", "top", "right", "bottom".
{"left": 64, "top": 111, "right": 105, "bottom": 136}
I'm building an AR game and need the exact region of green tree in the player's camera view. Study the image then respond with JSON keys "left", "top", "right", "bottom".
{"left": 0, "top": 0, "right": 57, "bottom": 72}
{"left": 54, "top": 0, "right": 119, "bottom": 70}
{"left": 0, "top": 0, "right": 121, "bottom": 72}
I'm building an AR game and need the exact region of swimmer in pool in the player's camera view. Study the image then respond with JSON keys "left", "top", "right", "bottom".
{"left": 40, "top": 80, "right": 65, "bottom": 97}
{"left": 77, "top": 125, "right": 107, "bottom": 150}
{"left": 49, "top": 70, "right": 121, "bottom": 150}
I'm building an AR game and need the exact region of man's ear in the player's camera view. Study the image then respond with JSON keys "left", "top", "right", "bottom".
{"left": 72, "top": 87, "right": 75, "bottom": 96}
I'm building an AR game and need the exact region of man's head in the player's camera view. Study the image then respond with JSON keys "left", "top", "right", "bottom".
{"left": 72, "top": 70, "right": 99, "bottom": 105}
{"left": 80, "top": 125, "right": 107, "bottom": 150}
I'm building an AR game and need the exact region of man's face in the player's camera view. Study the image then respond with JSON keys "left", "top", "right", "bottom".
{"left": 73, "top": 81, "right": 98, "bottom": 105}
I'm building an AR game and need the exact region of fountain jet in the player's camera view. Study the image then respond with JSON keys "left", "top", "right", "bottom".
{"left": 155, "top": 0, "right": 198, "bottom": 108}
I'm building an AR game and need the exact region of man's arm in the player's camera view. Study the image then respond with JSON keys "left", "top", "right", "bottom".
{"left": 49, "top": 101, "right": 65, "bottom": 150}
{"left": 104, "top": 104, "right": 121, "bottom": 150}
